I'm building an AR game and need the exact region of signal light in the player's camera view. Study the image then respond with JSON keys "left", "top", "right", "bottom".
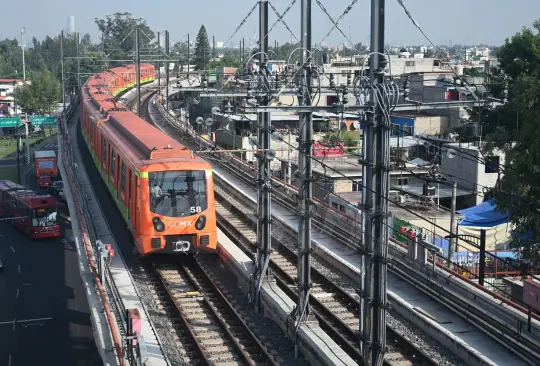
{"left": 195, "top": 215, "right": 206, "bottom": 230}
{"left": 400, "top": 226, "right": 407, "bottom": 234}
{"left": 408, "top": 229, "right": 416, "bottom": 239}
{"left": 152, "top": 217, "right": 165, "bottom": 232}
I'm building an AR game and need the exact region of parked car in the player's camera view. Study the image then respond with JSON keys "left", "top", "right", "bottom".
{"left": 38, "top": 175, "right": 53, "bottom": 189}
{"left": 48, "top": 180, "right": 64, "bottom": 195}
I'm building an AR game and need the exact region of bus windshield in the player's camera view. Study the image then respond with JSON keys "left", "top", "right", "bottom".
{"left": 32, "top": 208, "right": 58, "bottom": 227}
{"left": 148, "top": 170, "right": 208, "bottom": 217}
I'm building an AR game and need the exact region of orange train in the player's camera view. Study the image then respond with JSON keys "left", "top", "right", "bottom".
{"left": 80, "top": 64, "right": 217, "bottom": 256}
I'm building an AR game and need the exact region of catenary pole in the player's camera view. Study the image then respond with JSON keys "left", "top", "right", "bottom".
{"left": 361, "top": 0, "right": 389, "bottom": 365}
{"left": 135, "top": 27, "right": 141, "bottom": 117}
{"left": 254, "top": 0, "right": 272, "bottom": 313}
{"left": 165, "top": 31, "right": 170, "bottom": 110}
{"left": 157, "top": 32, "right": 161, "bottom": 95}
{"left": 296, "top": 0, "right": 313, "bottom": 339}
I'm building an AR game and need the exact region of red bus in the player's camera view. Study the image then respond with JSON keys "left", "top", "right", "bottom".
{"left": 0, "top": 180, "right": 61, "bottom": 239}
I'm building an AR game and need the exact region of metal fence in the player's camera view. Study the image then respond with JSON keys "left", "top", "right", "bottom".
{"left": 60, "top": 95, "right": 147, "bottom": 365}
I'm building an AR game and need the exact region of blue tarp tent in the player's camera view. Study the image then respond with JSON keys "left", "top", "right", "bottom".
{"left": 458, "top": 199, "right": 509, "bottom": 227}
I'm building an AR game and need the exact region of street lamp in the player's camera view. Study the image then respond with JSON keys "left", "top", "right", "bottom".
{"left": 21, "top": 27, "right": 26, "bottom": 82}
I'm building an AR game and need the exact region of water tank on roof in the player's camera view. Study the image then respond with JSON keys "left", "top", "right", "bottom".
{"left": 323, "top": 53, "right": 330, "bottom": 65}
{"left": 423, "top": 182, "right": 436, "bottom": 196}
{"left": 453, "top": 65, "right": 464, "bottom": 76}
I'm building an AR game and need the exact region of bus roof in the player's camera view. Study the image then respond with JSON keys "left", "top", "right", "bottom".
{"left": 0, "top": 180, "right": 56, "bottom": 207}
{"left": 35, "top": 150, "right": 56, "bottom": 159}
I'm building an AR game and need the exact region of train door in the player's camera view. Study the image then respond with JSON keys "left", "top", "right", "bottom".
{"left": 131, "top": 173, "right": 137, "bottom": 233}
{"left": 110, "top": 148, "right": 118, "bottom": 199}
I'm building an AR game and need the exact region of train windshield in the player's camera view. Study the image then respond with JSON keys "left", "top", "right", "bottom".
{"left": 148, "top": 170, "right": 208, "bottom": 217}
{"left": 32, "top": 208, "right": 58, "bottom": 227}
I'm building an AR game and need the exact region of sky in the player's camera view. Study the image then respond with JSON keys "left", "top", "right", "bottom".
{"left": 2, "top": 0, "right": 540, "bottom": 48}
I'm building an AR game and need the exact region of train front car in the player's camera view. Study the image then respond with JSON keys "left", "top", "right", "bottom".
{"left": 139, "top": 159, "right": 217, "bottom": 255}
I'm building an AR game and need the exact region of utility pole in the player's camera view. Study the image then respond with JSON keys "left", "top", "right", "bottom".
{"left": 16, "top": 120, "right": 21, "bottom": 184}
{"left": 361, "top": 0, "right": 389, "bottom": 365}
{"left": 187, "top": 34, "right": 190, "bottom": 77}
{"left": 254, "top": 0, "right": 272, "bottom": 314}
{"left": 212, "top": 35, "right": 216, "bottom": 60}
{"left": 76, "top": 32, "right": 81, "bottom": 90}
{"left": 21, "top": 28, "right": 26, "bottom": 82}
{"left": 135, "top": 27, "right": 141, "bottom": 117}
{"left": 61, "top": 30, "right": 66, "bottom": 112}
{"left": 448, "top": 181, "right": 457, "bottom": 265}
{"left": 295, "top": 0, "right": 314, "bottom": 342}
{"left": 165, "top": 30, "right": 170, "bottom": 110}
{"left": 157, "top": 32, "right": 161, "bottom": 95}
{"left": 21, "top": 27, "right": 29, "bottom": 165}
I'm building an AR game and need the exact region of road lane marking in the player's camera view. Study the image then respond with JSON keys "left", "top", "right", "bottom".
{"left": 16, "top": 288, "right": 19, "bottom": 298}
{"left": 18, "top": 265, "right": 20, "bottom": 273}
{"left": 12, "top": 318, "right": 15, "bottom": 330}
{"left": 10, "top": 246, "right": 15, "bottom": 252}
{"left": 17, "top": 317, "right": 53, "bottom": 324}
{"left": 8, "top": 354, "right": 11, "bottom": 366}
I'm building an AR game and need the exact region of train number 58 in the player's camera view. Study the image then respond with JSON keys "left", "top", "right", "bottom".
{"left": 190, "top": 206, "right": 202, "bottom": 214}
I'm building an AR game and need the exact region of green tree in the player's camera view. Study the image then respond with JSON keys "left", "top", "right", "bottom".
{"left": 482, "top": 19, "right": 540, "bottom": 259}
{"left": 95, "top": 12, "right": 155, "bottom": 67}
{"left": 193, "top": 25, "right": 210, "bottom": 70}
{"left": 13, "top": 71, "right": 60, "bottom": 114}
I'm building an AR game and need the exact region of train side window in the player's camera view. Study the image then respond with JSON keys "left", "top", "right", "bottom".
{"left": 101, "top": 137, "right": 107, "bottom": 170}
{"left": 120, "top": 161, "right": 126, "bottom": 192}
{"left": 110, "top": 149, "right": 116, "bottom": 180}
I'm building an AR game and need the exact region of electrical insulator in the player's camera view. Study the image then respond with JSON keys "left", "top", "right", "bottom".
{"left": 342, "top": 86, "right": 349, "bottom": 105}
{"left": 379, "top": 55, "right": 388, "bottom": 71}
{"left": 403, "top": 75, "right": 411, "bottom": 99}
{"left": 329, "top": 74, "right": 335, "bottom": 89}
{"left": 347, "top": 72, "right": 352, "bottom": 86}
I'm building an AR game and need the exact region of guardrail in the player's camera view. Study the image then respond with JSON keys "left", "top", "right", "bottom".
{"left": 153, "top": 96, "right": 540, "bottom": 362}
{"left": 60, "top": 95, "right": 126, "bottom": 365}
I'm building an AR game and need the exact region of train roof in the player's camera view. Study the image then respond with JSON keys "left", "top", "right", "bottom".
{"left": 106, "top": 112, "right": 196, "bottom": 161}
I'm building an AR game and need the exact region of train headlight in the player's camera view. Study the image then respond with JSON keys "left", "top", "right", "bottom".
{"left": 195, "top": 215, "right": 206, "bottom": 230}
{"left": 152, "top": 217, "right": 165, "bottom": 232}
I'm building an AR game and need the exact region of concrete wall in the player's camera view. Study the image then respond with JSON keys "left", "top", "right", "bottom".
{"left": 414, "top": 115, "right": 451, "bottom": 135}
{"left": 440, "top": 143, "right": 505, "bottom": 205}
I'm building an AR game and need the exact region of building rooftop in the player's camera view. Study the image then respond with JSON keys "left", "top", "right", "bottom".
{"left": 336, "top": 190, "right": 454, "bottom": 220}
{"left": 392, "top": 183, "right": 471, "bottom": 199}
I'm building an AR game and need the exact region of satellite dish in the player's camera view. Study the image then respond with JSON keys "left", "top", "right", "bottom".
{"left": 248, "top": 136, "right": 258, "bottom": 148}
{"left": 211, "top": 107, "right": 221, "bottom": 114}
{"left": 447, "top": 148, "right": 456, "bottom": 159}
{"left": 271, "top": 131, "right": 283, "bottom": 142}
{"left": 353, "top": 121, "right": 361, "bottom": 129}
{"left": 196, "top": 117, "right": 204, "bottom": 125}
{"left": 265, "top": 149, "right": 276, "bottom": 161}
{"left": 205, "top": 118, "right": 213, "bottom": 126}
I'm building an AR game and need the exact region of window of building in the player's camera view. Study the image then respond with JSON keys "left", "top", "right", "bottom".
{"left": 110, "top": 149, "right": 116, "bottom": 180}
{"left": 352, "top": 180, "right": 361, "bottom": 191}
{"left": 485, "top": 156, "right": 500, "bottom": 173}
{"left": 391, "top": 123, "right": 399, "bottom": 136}
{"left": 339, "top": 205, "right": 346, "bottom": 213}
{"left": 327, "top": 95, "right": 339, "bottom": 105}
{"left": 397, "top": 178, "right": 409, "bottom": 186}
{"left": 405, "top": 61, "right": 415, "bottom": 67}
{"left": 120, "top": 161, "right": 127, "bottom": 191}
{"left": 332, "top": 202, "right": 339, "bottom": 209}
